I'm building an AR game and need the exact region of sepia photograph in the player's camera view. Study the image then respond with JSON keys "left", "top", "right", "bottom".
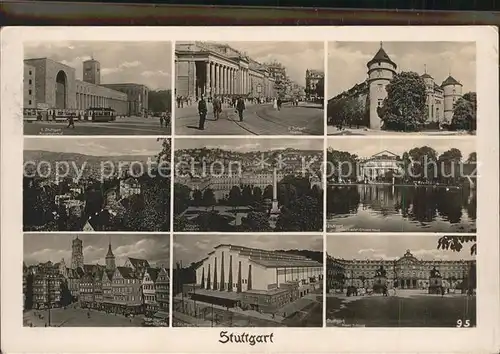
{"left": 24, "top": 41, "right": 172, "bottom": 135}
{"left": 174, "top": 41, "right": 324, "bottom": 135}
{"left": 174, "top": 138, "right": 323, "bottom": 232}
{"left": 326, "top": 137, "right": 476, "bottom": 232}
{"left": 23, "top": 233, "right": 170, "bottom": 327}
{"left": 23, "top": 137, "right": 171, "bottom": 232}
{"left": 327, "top": 42, "right": 476, "bottom": 136}
{"left": 172, "top": 234, "right": 323, "bottom": 327}
{"left": 326, "top": 234, "right": 476, "bottom": 327}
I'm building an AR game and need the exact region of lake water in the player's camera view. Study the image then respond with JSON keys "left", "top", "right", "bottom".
{"left": 326, "top": 184, "right": 476, "bottom": 232}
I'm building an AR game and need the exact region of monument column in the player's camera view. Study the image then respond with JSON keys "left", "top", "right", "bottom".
{"left": 270, "top": 167, "right": 280, "bottom": 214}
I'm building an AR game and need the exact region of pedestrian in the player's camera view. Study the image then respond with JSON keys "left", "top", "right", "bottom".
{"left": 277, "top": 97, "right": 282, "bottom": 111}
{"left": 273, "top": 98, "right": 278, "bottom": 110}
{"left": 66, "top": 113, "right": 75, "bottom": 129}
{"left": 212, "top": 95, "right": 222, "bottom": 120}
{"left": 236, "top": 96, "right": 246, "bottom": 122}
{"left": 198, "top": 95, "right": 208, "bottom": 130}
{"left": 159, "top": 114, "right": 164, "bottom": 128}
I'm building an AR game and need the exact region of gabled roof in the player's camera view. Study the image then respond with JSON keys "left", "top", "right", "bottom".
{"left": 116, "top": 266, "right": 137, "bottom": 279}
{"left": 144, "top": 267, "right": 160, "bottom": 282}
{"left": 367, "top": 45, "right": 397, "bottom": 69}
{"left": 441, "top": 75, "right": 462, "bottom": 87}
{"left": 421, "top": 73, "right": 433, "bottom": 79}
{"left": 128, "top": 257, "right": 150, "bottom": 269}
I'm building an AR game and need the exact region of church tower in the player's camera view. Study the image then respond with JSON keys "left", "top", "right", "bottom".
{"left": 367, "top": 42, "right": 397, "bottom": 129}
{"left": 83, "top": 57, "right": 101, "bottom": 85}
{"left": 105, "top": 241, "right": 116, "bottom": 273}
{"left": 71, "top": 236, "right": 84, "bottom": 270}
{"left": 441, "top": 73, "right": 463, "bottom": 122}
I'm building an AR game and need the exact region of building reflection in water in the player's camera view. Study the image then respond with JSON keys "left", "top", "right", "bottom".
{"left": 327, "top": 184, "right": 476, "bottom": 232}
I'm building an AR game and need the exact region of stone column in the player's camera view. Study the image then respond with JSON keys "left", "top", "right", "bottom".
{"left": 205, "top": 61, "right": 211, "bottom": 96}
{"left": 210, "top": 63, "right": 215, "bottom": 96}
{"left": 215, "top": 64, "right": 220, "bottom": 95}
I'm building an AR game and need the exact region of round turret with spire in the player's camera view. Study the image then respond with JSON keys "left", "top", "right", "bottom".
{"left": 366, "top": 42, "right": 398, "bottom": 130}
{"left": 441, "top": 69, "right": 463, "bottom": 121}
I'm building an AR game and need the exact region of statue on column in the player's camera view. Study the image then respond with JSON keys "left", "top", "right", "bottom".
{"left": 269, "top": 166, "right": 281, "bottom": 229}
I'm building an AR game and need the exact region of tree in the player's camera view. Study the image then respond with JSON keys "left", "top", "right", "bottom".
{"left": 192, "top": 190, "right": 203, "bottom": 206}
{"left": 202, "top": 188, "right": 216, "bottom": 206}
{"left": 466, "top": 152, "right": 477, "bottom": 163}
{"left": 262, "top": 185, "right": 273, "bottom": 200}
{"left": 194, "top": 211, "right": 233, "bottom": 231}
{"left": 377, "top": 71, "right": 427, "bottom": 131}
{"left": 252, "top": 186, "right": 263, "bottom": 203}
{"left": 148, "top": 90, "right": 172, "bottom": 113}
{"left": 276, "top": 195, "right": 322, "bottom": 231}
{"left": 241, "top": 185, "right": 253, "bottom": 205}
{"left": 228, "top": 186, "right": 242, "bottom": 206}
{"left": 451, "top": 92, "right": 476, "bottom": 132}
{"left": 438, "top": 148, "right": 463, "bottom": 183}
{"left": 240, "top": 211, "right": 272, "bottom": 232}
{"left": 327, "top": 149, "right": 359, "bottom": 182}
{"left": 174, "top": 183, "right": 191, "bottom": 214}
{"left": 407, "top": 146, "right": 439, "bottom": 182}
{"left": 59, "top": 280, "right": 73, "bottom": 306}
{"left": 437, "top": 235, "right": 476, "bottom": 256}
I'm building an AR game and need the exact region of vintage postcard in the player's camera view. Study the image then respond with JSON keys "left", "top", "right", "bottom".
{"left": 1, "top": 26, "right": 499, "bottom": 354}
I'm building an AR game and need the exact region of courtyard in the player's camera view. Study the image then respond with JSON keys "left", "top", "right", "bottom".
{"left": 326, "top": 292, "right": 476, "bottom": 327}
{"left": 23, "top": 307, "right": 146, "bottom": 327}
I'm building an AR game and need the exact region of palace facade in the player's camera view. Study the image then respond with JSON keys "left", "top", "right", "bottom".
{"left": 24, "top": 57, "right": 149, "bottom": 116}
{"left": 327, "top": 249, "right": 476, "bottom": 291}
{"left": 329, "top": 43, "right": 464, "bottom": 129}
{"left": 183, "top": 244, "right": 323, "bottom": 313}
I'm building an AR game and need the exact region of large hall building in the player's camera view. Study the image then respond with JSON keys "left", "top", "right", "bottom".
{"left": 329, "top": 42, "right": 464, "bottom": 129}
{"left": 175, "top": 42, "right": 280, "bottom": 100}
{"left": 183, "top": 244, "right": 323, "bottom": 313}
{"left": 23, "top": 57, "right": 149, "bottom": 116}
{"left": 327, "top": 249, "right": 476, "bottom": 292}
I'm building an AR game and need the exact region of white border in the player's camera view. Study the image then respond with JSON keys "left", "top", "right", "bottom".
{"left": 1, "top": 26, "right": 499, "bottom": 354}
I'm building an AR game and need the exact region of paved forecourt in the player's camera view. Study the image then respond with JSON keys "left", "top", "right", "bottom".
{"left": 326, "top": 292, "right": 476, "bottom": 327}
{"left": 23, "top": 308, "right": 145, "bottom": 327}
{"left": 175, "top": 102, "right": 323, "bottom": 135}
{"left": 24, "top": 116, "right": 171, "bottom": 136}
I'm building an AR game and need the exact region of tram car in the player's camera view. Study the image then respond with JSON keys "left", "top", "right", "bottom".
{"left": 86, "top": 107, "right": 117, "bottom": 122}
{"left": 23, "top": 108, "right": 40, "bottom": 122}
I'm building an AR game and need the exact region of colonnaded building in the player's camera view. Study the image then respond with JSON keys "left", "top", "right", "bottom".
{"left": 183, "top": 244, "right": 323, "bottom": 313}
{"left": 329, "top": 42, "right": 464, "bottom": 129}
{"left": 327, "top": 249, "right": 476, "bottom": 292}
{"left": 24, "top": 57, "right": 149, "bottom": 116}
{"left": 175, "top": 42, "right": 286, "bottom": 100}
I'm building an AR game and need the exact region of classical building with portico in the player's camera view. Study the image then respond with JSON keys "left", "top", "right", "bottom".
{"left": 357, "top": 150, "right": 402, "bottom": 182}
{"left": 327, "top": 249, "right": 475, "bottom": 292}
{"left": 175, "top": 42, "right": 277, "bottom": 100}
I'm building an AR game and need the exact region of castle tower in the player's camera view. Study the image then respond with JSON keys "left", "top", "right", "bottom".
{"left": 421, "top": 65, "right": 435, "bottom": 122}
{"left": 83, "top": 58, "right": 101, "bottom": 85}
{"left": 105, "top": 241, "right": 116, "bottom": 273}
{"left": 441, "top": 74, "right": 463, "bottom": 122}
{"left": 71, "top": 236, "right": 84, "bottom": 270}
{"left": 367, "top": 42, "right": 397, "bottom": 129}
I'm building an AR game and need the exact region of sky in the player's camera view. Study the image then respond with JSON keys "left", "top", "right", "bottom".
{"left": 218, "top": 42, "right": 324, "bottom": 87}
{"left": 24, "top": 234, "right": 170, "bottom": 267}
{"left": 174, "top": 234, "right": 323, "bottom": 265}
{"left": 328, "top": 137, "right": 476, "bottom": 159}
{"left": 175, "top": 138, "right": 323, "bottom": 151}
{"left": 326, "top": 235, "right": 476, "bottom": 261}
{"left": 328, "top": 42, "right": 476, "bottom": 97}
{"left": 24, "top": 41, "right": 172, "bottom": 90}
{"left": 24, "top": 137, "right": 168, "bottom": 156}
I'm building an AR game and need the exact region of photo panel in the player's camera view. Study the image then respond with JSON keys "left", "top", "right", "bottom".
{"left": 172, "top": 233, "right": 324, "bottom": 327}
{"left": 173, "top": 137, "right": 324, "bottom": 232}
{"left": 326, "top": 137, "right": 477, "bottom": 232}
{"left": 24, "top": 41, "right": 173, "bottom": 136}
{"left": 23, "top": 137, "right": 171, "bottom": 232}
{"left": 174, "top": 41, "right": 325, "bottom": 136}
{"left": 327, "top": 41, "right": 476, "bottom": 136}
{"left": 23, "top": 233, "right": 171, "bottom": 327}
{"left": 326, "top": 234, "right": 477, "bottom": 328}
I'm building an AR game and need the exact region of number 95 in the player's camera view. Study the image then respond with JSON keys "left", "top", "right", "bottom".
{"left": 456, "top": 319, "right": 471, "bottom": 327}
